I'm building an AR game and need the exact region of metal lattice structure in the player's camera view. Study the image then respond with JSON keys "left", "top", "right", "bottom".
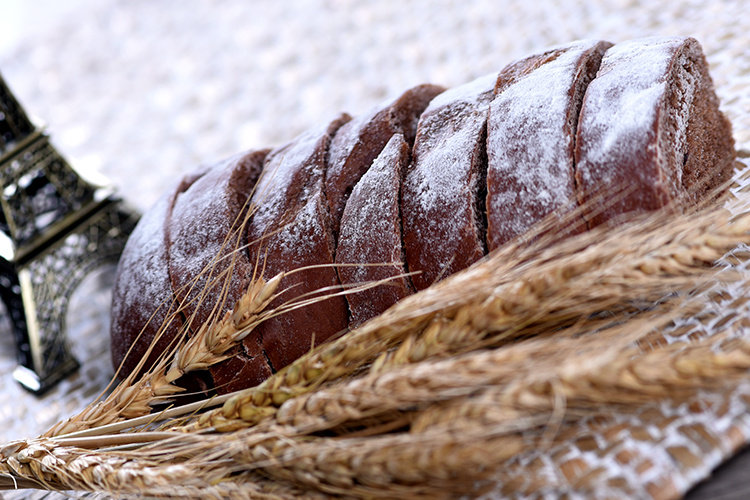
{"left": 0, "top": 71, "right": 138, "bottom": 394}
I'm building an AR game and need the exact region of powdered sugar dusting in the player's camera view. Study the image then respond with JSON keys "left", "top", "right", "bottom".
{"left": 576, "top": 37, "right": 685, "bottom": 185}
{"left": 170, "top": 180, "right": 234, "bottom": 287}
{"left": 113, "top": 191, "right": 174, "bottom": 327}
{"left": 167, "top": 152, "right": 259, "bottom": 324}
{"left": 327, "top": 103, "right": 383, "bottom": 178}
{"left": 487, "top": 40, "right": 605, "bottom": 247}
{"left": 325, "top": 85, "right": 443, "bottom": 235}
{"left": 338, "top": 136, "right": 405, "bottom": 276}
{"left": 325, "top": 101, "right": 392, "bottom": 232}
{"left": 171, "top": 162, "right": 229, "bottom": 262}
{"left": 423, "top": 72, "right": 497, "bottom": 114}
{"left": 411, "top": 121, "right": 483, "bottom": 214}
{"left": 411, "top": 72, "right": 496, "bottom": 214}
{"left": 110, "top": 177, "right": 192, "bottom": 372}
{"left": 336, "top": 134, "right": 410, "bottom": 324}
{"left": 267, "top": 191, "right": 330, "bottom": 262}
{"left": 403, "top": 73, "right": 495, "bottom": 288}
{"left": 251, "top": 117, "right": 346, "bottom": 237}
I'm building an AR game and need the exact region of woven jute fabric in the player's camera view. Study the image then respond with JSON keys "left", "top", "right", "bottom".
{"left": 0, "top": 0, "right": 749, "bottom": 498}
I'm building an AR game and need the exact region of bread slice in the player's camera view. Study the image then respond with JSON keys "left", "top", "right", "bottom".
{"left": 167, "top": 149, "right": 270, "bottom": 392}
{"left": 402, "top": 73, "right": 497, "bottom": 290}
{"left": 244, "top": 115, "right": 351, "bottom": 379}
{"left": 336, "top": 133, "right": 413, "bottom": 326}
{"left": 575, "top": 37, "right": 735, "bottom": 227}
{"left": 110, "top": 168, "right": 206, "bottom": 380}
{"left": 486, "top": 40, "right": 612, "bottom": 249}
{"left": 325, "top": 84, "right": 444, "bottom": 238}
{"left": 167, "top": 150, "right": 268, "bottom": 328}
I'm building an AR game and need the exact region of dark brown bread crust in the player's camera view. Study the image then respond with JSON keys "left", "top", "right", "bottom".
{"left": 336, "top": 133, "right": 413, "bottom": 327}
{"left": 325, "top": 84, "right": 444, "bottom": 238}
{"left": 574, "top": 37, "right": 735, "bottom": 227}
{"left": 486, "top": 40, "right": 611, "bottom": 249}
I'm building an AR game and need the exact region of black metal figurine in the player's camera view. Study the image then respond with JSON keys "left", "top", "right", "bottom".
{"left": 0, "top": 72, "right": 138, "bottom": 394}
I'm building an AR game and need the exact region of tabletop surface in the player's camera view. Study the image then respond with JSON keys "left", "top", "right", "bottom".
{"left": 0, "top": 1, "right": 749, "bottom": 498}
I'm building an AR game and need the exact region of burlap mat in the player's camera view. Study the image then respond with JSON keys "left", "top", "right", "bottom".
{"left": 0, "top": 0, "right": 749, "bottom": 497}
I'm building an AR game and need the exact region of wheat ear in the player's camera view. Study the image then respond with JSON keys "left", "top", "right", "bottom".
{"left": 217, "top": 327, "right": 750, "bottom": 497}
{"left": 45, "top": 272, "right": 282, "bottom": 437}
{"left": 200, "top": 206, "right": 750, "bottom": 430}
{"left": 3, "top": 284, "right": 750, "bottom": 497}
{"left": 264, "top": 310, "right": 670, "bottom": 433}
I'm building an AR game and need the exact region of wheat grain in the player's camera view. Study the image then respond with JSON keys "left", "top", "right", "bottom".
{"left": 4, "top": 307, "right": 750, "bottom": 498}
{"left": 2, "top": 199, "right": 749, "bottom": 497}
{"left": 200, "top": 206, "right": 750, "bottom": 429}
{"left": 46, "top": 273, "right": 283, "bottom": 437}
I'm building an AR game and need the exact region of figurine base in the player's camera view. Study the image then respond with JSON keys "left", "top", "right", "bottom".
{"left": 12, "top": 357, "right": 79, "bottom": 395}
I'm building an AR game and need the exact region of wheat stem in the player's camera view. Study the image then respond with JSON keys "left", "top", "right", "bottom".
{"left": 45, "top": 273, "right": 282, "bottom": 437}
{"left": 3, "top": 309, "right": 750, "bottom": 497}
{"left": 199, "top": 206, "right": 750, "bottom": 430}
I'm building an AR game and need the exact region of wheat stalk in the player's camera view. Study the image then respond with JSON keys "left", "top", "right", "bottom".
{"left": 199, "top": 206, "right": 750, "bottom": 430}
{"left": 410, "top": 328, "right": 749, "bottom": 434}
{"left": 206, "top": 328, "right": 750, "bottom": 497}
{"left": 0, "top": 273, "right": 746, "bottom": 498}
{"left": 0, "top": 196, "right": 747, "bottom": 497}
{"left": 263, "top": 312, "right": 667, "bottom": 434}
{"left": 45, "top": 272, "right": 283, "bottom": 437}
{"left": 246, "top": 301, "right": 715, "bottom": 439}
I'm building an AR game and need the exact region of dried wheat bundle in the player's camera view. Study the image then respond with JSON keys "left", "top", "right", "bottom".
{"left": 203, "top": 203, "right": 749, "bottom": 430}
{"left": 1, "top": 191, "right": 750, "bottom": 498}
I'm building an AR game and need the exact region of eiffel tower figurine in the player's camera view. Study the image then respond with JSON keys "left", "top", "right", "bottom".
{"left": 0, "top": 72, "right": 139, "bottom": 394}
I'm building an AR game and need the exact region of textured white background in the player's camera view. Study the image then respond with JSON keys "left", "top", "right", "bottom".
{"left": 0, "top": 0, "right": 748, "bottom": 497}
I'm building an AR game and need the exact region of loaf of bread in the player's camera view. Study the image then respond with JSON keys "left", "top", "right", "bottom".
{"left": 111, "top": 36, "right": 735, "bottom": 393}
